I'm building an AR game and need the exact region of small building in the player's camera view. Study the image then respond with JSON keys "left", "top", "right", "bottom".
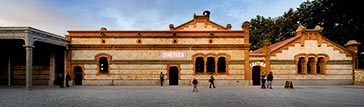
{"left": 65, "top": 11, "right": 252, "bottom": 86}
{"left": 0, "top": 27, "right": 69, "bottom": 89}
{"left": 249, "top": 25, "right": 360, "bottom": 85}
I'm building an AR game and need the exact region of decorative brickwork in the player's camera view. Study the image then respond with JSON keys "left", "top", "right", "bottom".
{"left": 66, "top": 11, "right": 250, "bottom": 86}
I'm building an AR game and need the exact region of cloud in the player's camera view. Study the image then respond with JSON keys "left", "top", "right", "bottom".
{"left": 0, "top": 0, "right": 306, "bottom": 36}
{"left": 0, "top": 1, "right": 82, "bottom": 35}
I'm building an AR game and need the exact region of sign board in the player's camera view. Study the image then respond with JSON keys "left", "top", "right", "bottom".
{"left": 249, "top": 62, "right": 266, "bottom": 67}
{"left": 161, "top": 52, "right": 186, "bottom": 58}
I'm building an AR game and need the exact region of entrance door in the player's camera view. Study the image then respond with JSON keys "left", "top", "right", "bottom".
{"left": 74, "top": 66, "right": 83, "bottom": 85}
{"left": 252, "top": 66, "right": 261, "bottom": 85}
{"left": 169, "top": 66, "right": 179, "bottom": 85}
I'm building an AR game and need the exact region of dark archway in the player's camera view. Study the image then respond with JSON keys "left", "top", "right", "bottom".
{"left": 169, "top": 66, "right": 179, "bottom": 85}
{"left": 252, "top": 66, "right": 261, "bottom": 85}
{"left": 74, "top": 66, "right": 83, "bottom": 85}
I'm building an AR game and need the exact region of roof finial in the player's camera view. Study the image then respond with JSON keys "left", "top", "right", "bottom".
{"left": 203, "top": 10, "right": 210, "bottom": 18}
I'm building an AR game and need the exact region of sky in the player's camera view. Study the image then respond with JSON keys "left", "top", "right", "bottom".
{"left": 0, "top": 0, "right": 307, "bottom": 36}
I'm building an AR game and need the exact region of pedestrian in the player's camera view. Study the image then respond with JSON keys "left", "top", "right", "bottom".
{"left": 261, "top": 72, "right": 266, "bottom": 89}
{"left": 267, "top": 71, "right": 274, "bottom": 89}
{"left": 192, "top": 77, "right": 198, "bottom": 92}
{"left": 58, "top": 73, "right": 64, "bottom": 88}
{"left": 160, "top": 72, "right": 165, "bottom": 86}
{"left": 209, "top": 75, "right": 216, "bottom": 88}
{"left": 66, "top": 73, "right": 71, "bottom": 87}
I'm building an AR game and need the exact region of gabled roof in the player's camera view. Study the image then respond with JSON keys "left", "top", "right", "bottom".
{"left": 171, "top": 11, "right": 231, "bottom": 31}
{"left": 249, "top": 25, "right": 354, "bottom": 57}
{"left": 250, "top": 35, "right": 301, "bottom": 56}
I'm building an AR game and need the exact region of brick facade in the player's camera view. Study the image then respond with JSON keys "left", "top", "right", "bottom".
{"left": 66, "top": 11, "right": 251, "bottom": 86}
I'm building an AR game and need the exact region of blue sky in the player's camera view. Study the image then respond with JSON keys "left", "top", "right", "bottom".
{"left": 0, "top": 0, "right": 306, "bottom": 36}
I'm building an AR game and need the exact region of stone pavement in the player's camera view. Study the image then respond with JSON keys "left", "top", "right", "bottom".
{"left": 0, "top": 85, "right": 364, "bottom": 107}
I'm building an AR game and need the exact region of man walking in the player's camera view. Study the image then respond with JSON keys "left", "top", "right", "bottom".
{"left": 192, "top": 77, "right": 198, "bottom": 92}
{"left": 261, "top": 72, "right": 266, "bottom": 89}
{"left": 209, "top": 75, "right": 216, "bottom": 88}
{"left": 65, "top": 73, "right": 71, "bottom": 87}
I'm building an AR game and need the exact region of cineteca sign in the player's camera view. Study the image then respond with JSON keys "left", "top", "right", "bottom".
{"left": 161, "top": 52, "right": 186, "bottom": 58}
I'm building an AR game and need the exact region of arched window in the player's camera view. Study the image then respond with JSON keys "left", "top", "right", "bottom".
{"left": 193, "top": 54, "right": 229, "bottom": 75}
{"left": 298, "top": 57, "right": 305, "bottom": 74}
{"left": 217, "top": 57, "right": 226, "bottom": 73}
{"left": 99, "top": 57, "right": 109, "bottom": 73}
{"left": 95, "top": 53, "right": 112, "bottom": 75}
{"left": 206, "top": 57, "right": 215, "bottom": 74}
{"left": 317, "top": 57, "right": 325, "bottom": 74}
{"left": 307, "top": 57, "right": 315, "bottom": 74}
{"left": 195, "top": 57, "right": 204, "bottom": 74}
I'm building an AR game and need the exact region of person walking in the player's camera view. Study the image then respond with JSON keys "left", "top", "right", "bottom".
{"left": 65, "top": 73, "right": 71, "bottom": 87}
{"left": 209, "top": 75, "right": 216, "bottom": 88}
{"left": 267, "top": 71, "right": 274, "bottom": 89}
{"left": 261, "top": 72, "right": 266, "bottom": 89}
{"left": 192, "top": 77, "right": 198, "bottom": 92}
{"left": 57, "top": 73, "right": 64, "bottom": 88}
{"left": 160, "top": 72, "right": 165, "bottom": 86}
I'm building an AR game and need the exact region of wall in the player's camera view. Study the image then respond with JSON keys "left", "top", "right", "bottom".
{"left": 354, "top": 69, "right": 364, "bottom": 85}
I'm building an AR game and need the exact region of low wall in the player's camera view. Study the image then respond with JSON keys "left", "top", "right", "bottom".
{"left": 354, "top": 69, "right": 364, "bottom": 86}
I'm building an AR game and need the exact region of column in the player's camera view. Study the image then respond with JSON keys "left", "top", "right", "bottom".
{"left": 214, "top": 57, "right": 218, "bottom": 74}
{"left": 63, "top": 49, "right": 67, "bottom": 87}
{"left": 24, "top": 45, "right": 34, "bottom": 90}
{"left": 204, "top": 57, "right": 207, "bottom": 75}
{"left": 49, "top": 49, "right": 55, "bottom": 86}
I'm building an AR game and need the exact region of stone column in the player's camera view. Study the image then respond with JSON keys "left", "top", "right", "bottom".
{"left": 49, "top": 49, "right": 55, "bottom": 86}
{"left": 204, "top": 57, "right": 207, "bottom": 75}
{"left": 24, "top": 45, "right": 34, "bottom": 90}
{"left": 214, "top": 57, "right": 218, "bottom": 74}
{"left": 63, "top": 49, "right": 67, "bottom": 87}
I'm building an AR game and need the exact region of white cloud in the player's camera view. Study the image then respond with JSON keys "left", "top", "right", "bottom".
{"left": 0, "top": 0, "right": 306, "bottom": 36}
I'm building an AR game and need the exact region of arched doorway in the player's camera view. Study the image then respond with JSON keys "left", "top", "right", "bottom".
{"left": 169, "top": 66, "right": 179, "bottom": 85}
{"left": 252, "top": 66, "right": 261, "bottom": 85}
{"left": 73, "top": 66, "right": 83, "bottom": 85}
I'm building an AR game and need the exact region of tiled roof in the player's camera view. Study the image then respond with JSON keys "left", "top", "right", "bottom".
{"left": 249, "top": 34, "right": 302, "bottom": 56}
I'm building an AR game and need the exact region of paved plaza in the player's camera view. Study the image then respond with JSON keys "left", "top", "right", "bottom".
{"left": 1, "top": 85, "right": 364, "bottom": 107}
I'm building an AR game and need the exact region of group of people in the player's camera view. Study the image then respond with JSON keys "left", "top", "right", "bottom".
{"left": 159, "top": 72, "right": 216, "bottom": 92}
{"left": 192, "top": 75, "right": 216, "bottom": 92}
{"left": 161, "top": 71, "right": 273, "bottom": 91}
{"left": 261, "top": 71, "right": 274, "bottom": 89}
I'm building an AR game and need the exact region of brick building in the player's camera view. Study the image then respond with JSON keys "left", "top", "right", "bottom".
{"left": 249, "top": 25, "right": 360, "bottom": 85}
{"left": 1, "top": 11, "right": 361, "bottom": 88}
{"left": 66, "top": 11, "right": 251, "bottom": 86}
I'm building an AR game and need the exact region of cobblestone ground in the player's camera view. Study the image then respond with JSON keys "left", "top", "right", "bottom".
{"left": 0, "top": 85, "right": 364, "bottom": 107}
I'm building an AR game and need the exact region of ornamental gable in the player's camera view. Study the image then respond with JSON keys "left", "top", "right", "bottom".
{"left": 171, "top": 11, "right": 231, "bottom": 31}
{"left": 250, "top": 25, "right": 354, "bottom": 60}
